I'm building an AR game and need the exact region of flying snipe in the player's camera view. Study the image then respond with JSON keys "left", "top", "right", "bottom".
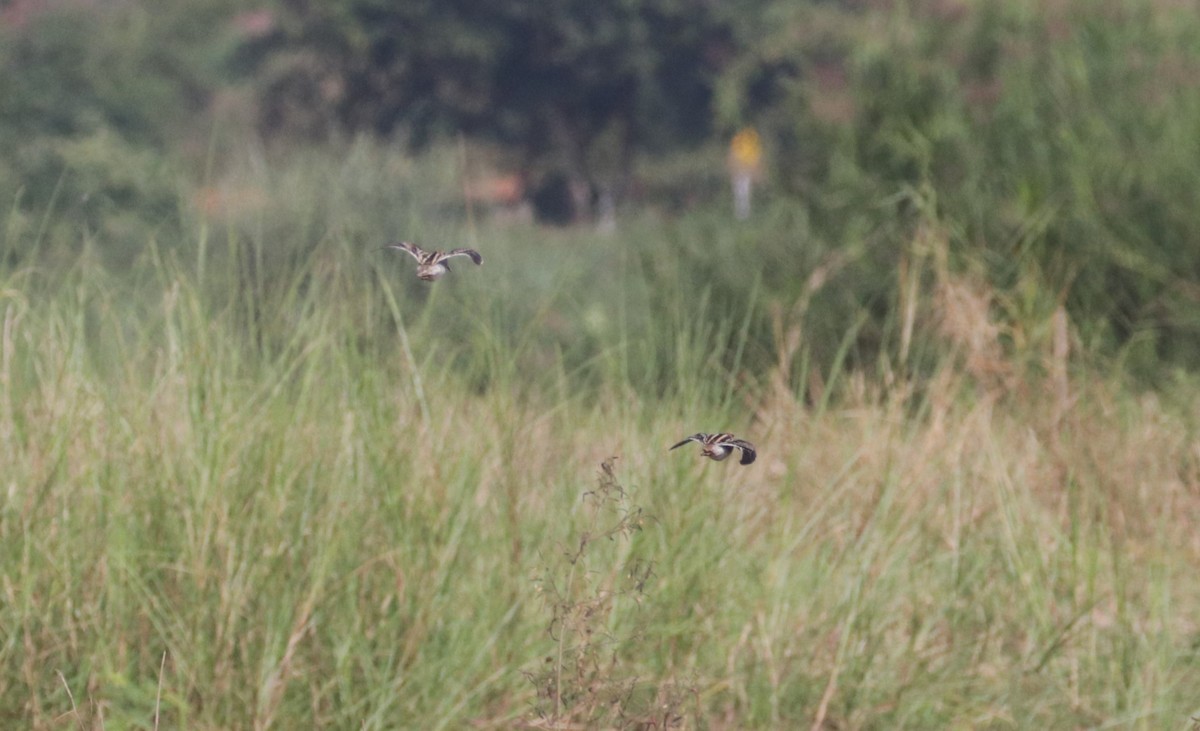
{"left": 669, "top": 433, "right": 757, "bottom": 465}
{"left": 381, "top": 241, "right": 483, "bottom": 281}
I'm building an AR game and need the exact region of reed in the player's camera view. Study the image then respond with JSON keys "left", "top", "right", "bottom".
{"left": 0, "top": 143, "right": 1197, "bottom": 729}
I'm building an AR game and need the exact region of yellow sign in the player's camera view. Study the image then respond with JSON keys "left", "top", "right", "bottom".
{"left": 730, "top": 128, "right": 763, "bottom": 172}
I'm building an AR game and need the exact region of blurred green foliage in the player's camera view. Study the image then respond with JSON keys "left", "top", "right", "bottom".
{"left": 0, "top": 0, "right": 237, "bottom": 256}
{"left": 718, "top": 0, "right": 1200, "bottom": 376}
{"left": 3, "top": 0, "right": 1200, "bottom": 378}
{"left": 250, "top": 0, "right": 757, "bottom": 220}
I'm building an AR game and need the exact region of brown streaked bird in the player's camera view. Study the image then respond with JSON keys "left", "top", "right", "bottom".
{"left": 669, "top": 433, "right": 757, "bottom": 465}
{"left": 381, "top": 241, "right": 483, "bottom": 281}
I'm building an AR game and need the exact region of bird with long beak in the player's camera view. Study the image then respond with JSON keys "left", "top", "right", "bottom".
{"left": 669, "top": 433, "right": 757, "bottom": 465}
{"left": 381, "top": 241, "right": 483, "bottom": 281}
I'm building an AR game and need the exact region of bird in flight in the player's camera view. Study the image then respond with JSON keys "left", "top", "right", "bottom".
{"left": 381, "top": 241, "right": 483, "bottom": 281}
{"left": 669, "top": 433, "right": 756, "bottom": 465}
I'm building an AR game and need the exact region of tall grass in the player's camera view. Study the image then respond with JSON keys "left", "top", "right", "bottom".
{"left": 1, "top": 143, "right": 1198, "bottom": 729}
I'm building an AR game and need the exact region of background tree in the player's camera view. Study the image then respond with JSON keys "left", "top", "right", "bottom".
{"left": 252, "top": 0, "right": 757, "bottom": 222}
{"left": 0, "top": 0, "right": 241, "bottom": 257}
{"left": 710, "top": 0, "right": 1200, "bottom": 372}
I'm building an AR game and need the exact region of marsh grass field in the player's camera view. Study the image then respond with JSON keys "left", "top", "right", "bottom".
{"left": 2, "top": 143, "right": 1200, "bottom": 729}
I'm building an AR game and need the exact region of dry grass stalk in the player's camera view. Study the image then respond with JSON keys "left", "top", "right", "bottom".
{"left": 526, "top": 459, "right": 690, "bottom": 730}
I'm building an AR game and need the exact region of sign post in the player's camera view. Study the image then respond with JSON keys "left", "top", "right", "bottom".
{"left": 729, "top": 127, "right": 763, "bottom": 220}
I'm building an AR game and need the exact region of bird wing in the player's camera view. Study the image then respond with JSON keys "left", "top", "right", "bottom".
{"left": 382, "top": 241, "right": 425, "bottom": 261}
{"left": 443, "top": 248, "right": 483, "bottom": 265}
{"left": 669, "top": 434, "right": 708, "bottom": 451}
{"left": 726, "top": 439, "right": 757, "bottom": 465}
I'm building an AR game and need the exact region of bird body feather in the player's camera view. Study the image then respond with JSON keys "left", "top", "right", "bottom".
{"left": 670, "top": 432, "right": 756, "bottom": 465}
{"left": 381, "top": 241, "right": 483, "bottom": 281}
